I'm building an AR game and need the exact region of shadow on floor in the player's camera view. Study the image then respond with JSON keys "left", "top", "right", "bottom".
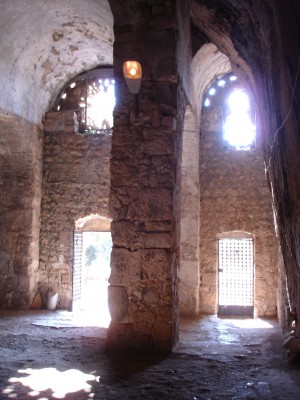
{"left": 1, "top": 311, "right": 300, "bottom": 399}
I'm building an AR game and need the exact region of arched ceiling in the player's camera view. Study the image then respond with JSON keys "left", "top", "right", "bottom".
{"left": 191, "top": 43, "right": 231, "bottom": 123}
{"left": 0, "top": 0, "right": 113, "bottom": 124}
{"left": 189, "top": 0, "right": 274, "bottom": 99}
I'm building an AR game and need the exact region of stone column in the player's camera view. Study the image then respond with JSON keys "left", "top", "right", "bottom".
{"left": 107, "top": 0, "right": 180, "bottom": 352}
{"left": 179, "top": 106, "right": 200, "bottom": 316}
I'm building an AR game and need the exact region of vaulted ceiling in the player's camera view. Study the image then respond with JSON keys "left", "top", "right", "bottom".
{"left": 0, "top": 0, "right": 114, "bottom": 124}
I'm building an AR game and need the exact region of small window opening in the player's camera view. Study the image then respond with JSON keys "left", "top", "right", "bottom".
{"left": 223, "top": 89, "right": 255, "bottom": 150}
{"left": 53, "top": 68, "right": 115, "bottom": 135}
{"left": 203, "top": 73, "right": 256, "bottom": 150}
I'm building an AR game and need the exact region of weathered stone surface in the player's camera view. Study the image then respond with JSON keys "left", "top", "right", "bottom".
{"left": 199, "top": 99, "right": 279, "bottom": 316}
{"left": 142, "top": 287, "right": 160, "bottom": 305}
{"left": 38, "top": 113, "right": 111, "bottom": 309}
{"left": 179, "top": 106, "right": 200, "bottom": 316}
{"left": 30, "top": 291, "right": 43, "bottom": 309}
{"left": 0, "top": 114, "right": 42, "bottom": 309}
{"left": 108, "top": 286, "right": 129, "bottom": 322}
{"left": 0, "top": 0, "right": 299, "bottom": 358}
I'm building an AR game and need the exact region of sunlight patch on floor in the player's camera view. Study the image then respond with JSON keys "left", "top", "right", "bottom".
{"left": 31, "top": 309, "right": 110, "bottom": 328}
{"left": 228, "top": 318, "right": 274, "bottom": 329}
{"left": 4, "top": 368, "right": 99, "bottom": 399}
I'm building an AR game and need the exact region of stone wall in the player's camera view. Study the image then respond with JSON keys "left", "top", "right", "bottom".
{"left": 259, "top": 2, "right": 300, "bottom": 337}
{"left": 38, "top": 111, "right": 111, "bottom": 309}
{"left": 199, "top": 106, "right": 279, "bottom": 316}
{"left": 189, "top": 0, "right": 300, "bottom": 337}
{"left": 107, "top": 0, "right": 182, "bottom": 353}
{"left": 0, "top": 112, "right": 42, "bottom": 308}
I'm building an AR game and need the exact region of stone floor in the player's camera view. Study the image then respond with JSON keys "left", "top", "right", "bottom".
{"left": 0, "top": 310, "right": 300, "bottom": 399}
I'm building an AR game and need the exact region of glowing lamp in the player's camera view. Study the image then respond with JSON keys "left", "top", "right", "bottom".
{"left": 123, "top": 61, "right": 142, "bottom": 94}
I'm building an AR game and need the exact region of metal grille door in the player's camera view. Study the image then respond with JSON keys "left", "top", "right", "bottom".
{"left": 218, "top": 238, "right": 254, "bottom": 316}
{"left": 72, "top": 231, "right": 83, "bottom": 312}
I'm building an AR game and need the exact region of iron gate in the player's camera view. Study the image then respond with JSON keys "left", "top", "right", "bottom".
{"left": 218, "top": 238, "right": 254, "bottom": 317}
{"left": 72, "top": 231, "right": 83, "bottom": 312}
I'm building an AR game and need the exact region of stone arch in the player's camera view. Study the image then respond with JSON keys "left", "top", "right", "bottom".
{"left": 76, "top": 214, "right": 112, "bottom": 232}
{"left": 179, "top": 44, "right": 231, "bottom": 317}
{"left": 218, "top": 231, "right": 253, "bottom": 239}
{"left": 190, "top": 42, "right": 231, "bottom": 124}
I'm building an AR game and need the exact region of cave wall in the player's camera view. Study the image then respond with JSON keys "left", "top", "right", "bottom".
{"left": 0, "top": 112, "right": 42, "bottom": 308}
{"left": 38, "top": 111, "right": 111, "bottom": 309}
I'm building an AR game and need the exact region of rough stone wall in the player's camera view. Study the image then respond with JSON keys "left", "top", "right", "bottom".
{"left": 189, "top": 0, "right": 300, "bottom": 335}
{"left": 107, "top": 0, "right": 182, "bottom": 352}
{"left": 199, "top": 107, "right": 279, "bottom": 317}
{"left": 259, "top": 1, "right": 300, "bottom": 336}
{"left": 0, "top": 112, "right": 42, "bottom": 308}
{"left": 38, "top": 111, "right": 111, "bottom": 309}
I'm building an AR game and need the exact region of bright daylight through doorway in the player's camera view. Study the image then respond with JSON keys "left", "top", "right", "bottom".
{"left": 76, "top": 231, "right": 112, "bottom": 328}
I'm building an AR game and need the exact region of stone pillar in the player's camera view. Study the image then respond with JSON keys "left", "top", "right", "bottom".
{"left": 107, "top": 0, "right": 180, "bottom": 352}
{"left": 179, "top": 106, "right": 200, "bottom": 316}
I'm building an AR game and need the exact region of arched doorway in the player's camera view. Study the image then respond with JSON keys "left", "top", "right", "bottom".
{"left": 218, "top": 232, "right": 254, "bottom": 317}
{"left": 73, "top": 215, "right": 112, "bottom": 326}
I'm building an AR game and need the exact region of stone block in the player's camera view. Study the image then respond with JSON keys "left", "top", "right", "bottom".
{"left": 144, "top": 232, "right": 172, "bottom": 248}
{"left": 106, "top": 322, "right": 150, "bottom": 352}
{"left": 108, "top": 285, "right": 129, "bottom": 322}
{"left": 128, "top": 187, "right": 173, "bottom": 220}
{"left": 142, "top": 287, "right": 160, "bottom": 305}
{"left": 61, "top": 274, "right": 70, "bottom": 284}
{"left": 152, "top": 320, "right": 173, "bottom": 342}
{"left": 43, "top": 112, "right": 64, "bottom": 132}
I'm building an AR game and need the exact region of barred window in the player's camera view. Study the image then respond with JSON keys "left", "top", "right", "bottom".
{"left": 203, "top": 73, "right": 256, "bottom": 150}
{"left": 54, "top": 68, "right": 115, "bottom": 135}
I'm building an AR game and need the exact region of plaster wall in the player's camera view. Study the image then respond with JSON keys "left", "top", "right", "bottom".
{"left": 0, "top": 0, "right": 113, "bottom": 124}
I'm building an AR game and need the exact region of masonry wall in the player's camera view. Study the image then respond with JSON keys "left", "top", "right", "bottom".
{"left": 107, "top": 0, "right": 183, "bottom": 353}
{"left": 38, "top": 111, "right": 111, "bottom": 309}
{"left": 0, "top": 113, "right": 42, "bottom": 308}
{"left": 199, "top": 107, "right": 279, "bottom": 317}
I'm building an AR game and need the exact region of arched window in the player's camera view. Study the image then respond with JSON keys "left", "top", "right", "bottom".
{"left": 53, "top": 68, "right": 115, "bottom": 135}
{"left": 203, "top": 73, "right": 256, "bottom": 150}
